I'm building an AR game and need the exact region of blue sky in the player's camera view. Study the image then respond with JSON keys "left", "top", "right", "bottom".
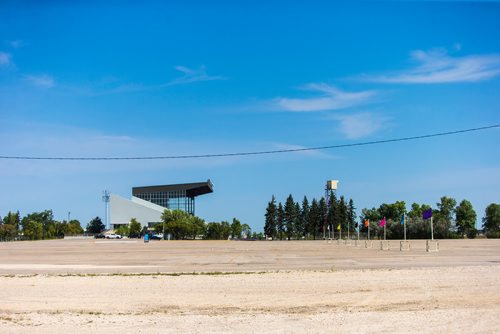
{"left": 0, "top": 1, "right": 499, "bottom": 230}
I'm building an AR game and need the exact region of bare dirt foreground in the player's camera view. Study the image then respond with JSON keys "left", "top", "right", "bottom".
{"left": 0, "top": 239, "right": 499, "bottom": 333}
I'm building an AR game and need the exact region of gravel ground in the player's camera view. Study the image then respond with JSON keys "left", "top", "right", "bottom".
{"left": 0, "top": 239, "right": 499, "bottom": 333}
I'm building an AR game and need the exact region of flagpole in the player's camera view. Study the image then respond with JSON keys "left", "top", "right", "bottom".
{"left": 384, "top": 221, "right": 386, "bottom": 241}
{"left": 368, "top": 223, "right": 370, "bottom": 241}
{"left": 347, "top": 221, "right": 350, "bottom": 241}
{"left": 431, "top": 216, "right": 434, "bottom": 241}
{"left": 404, "top": 214, "right": 406, "bottom": 241}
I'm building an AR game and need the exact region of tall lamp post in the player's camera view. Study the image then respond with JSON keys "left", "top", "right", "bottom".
{"left": 325, "top": 180, "right": 339, "bottom": 239}
{"left": 102, "top": 190, "right": 110, "bottom": 230}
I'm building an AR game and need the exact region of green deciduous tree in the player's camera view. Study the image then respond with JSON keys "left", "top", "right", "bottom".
{"left": 115, "top": 225, "right": 129, "bottom": 236}
{"left": 129, "top": 218, "right": 142, "bottom": 238}
{"left": 23, "top": 220, "right": 43, "bottom": 240}
{"left": 22, "top": 210, "right": 56, "bottom": 239}
{"left": 241, "top": 223, "right": 252, "bottom": 239}
{"left": 192, "top": 216, "right": 206, "bottom": 239}
{"left": 162, "top": 210, "right": 193, "bottom": 240}
{"left": 3, "top": 211, "right": 20, "bottom": 231}
{"left": 205, "top": 221, "right": 231, "bottom": 240}
{"left": 482, "top": 203, "right": 500, "bottom": 238}
{"left": 456, "top": 200, "right": 477, "bottom": 239}
{"left": 230, "top": 218, "right": 242, "bottom": 239}
{"left": 434, "top": 196, "right": 457, "bottom": 238}
{"left": 0, "top": 223, "right": 17, "bottom": 241}
{"left": 67, "top": 220, "right": 84, "bottom": 235}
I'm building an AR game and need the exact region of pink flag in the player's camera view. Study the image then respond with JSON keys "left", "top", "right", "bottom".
{"left": 378, "top": 217, "right": 386, "bottom": 227}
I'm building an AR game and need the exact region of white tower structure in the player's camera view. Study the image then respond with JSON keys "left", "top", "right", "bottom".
{"left": 325, "top": 180, "right": 339, "bottom": 239}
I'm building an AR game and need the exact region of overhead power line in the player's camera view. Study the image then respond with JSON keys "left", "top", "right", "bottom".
{"left": 0, "top": 124, "right": 498, "bottom": 161}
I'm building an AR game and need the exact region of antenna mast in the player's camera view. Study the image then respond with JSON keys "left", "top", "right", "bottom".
{"left": 102, "top": 190, "right": 110, "bottom": 230}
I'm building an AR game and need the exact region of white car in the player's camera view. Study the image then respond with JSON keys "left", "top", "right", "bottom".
{"left": 105, "top": 234, "right": 122, "bottom": 239}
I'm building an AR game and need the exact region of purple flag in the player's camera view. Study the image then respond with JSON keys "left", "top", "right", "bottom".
{"left": 378, "top": 217, "right": 386, "bottom": 227}
{"left": 422, "top": 208, "right": 432, "bottom": 220}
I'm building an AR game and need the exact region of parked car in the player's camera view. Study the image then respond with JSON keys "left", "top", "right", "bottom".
{"left": 150, "top": 234, "right": 162, "bottom": 240}
{"left": 94, "top": 233, "right": 105, "bottom": 239}
{"left": 105, "top": 234, "right": 122, "bottom": 239}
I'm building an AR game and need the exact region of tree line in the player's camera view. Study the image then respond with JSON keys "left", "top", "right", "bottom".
{"left": 1, "top": 209, "right": 256, "bottom": 241}
{"left": 264, "top": 193, "right": 356, "bottom": 240}
{"left": 0, "top": 210, "right": 84, "bottom": 241}
{"left": 360, "top": 197, "right": 499, "bottom": 239}
{"left": 85, "top": 209, "right": 255, "bottom": 240}
{"left": 154, "top": 209, "right": 253, "bottom": 240}
{"left": 263, "top": 195, "right": 499, "bottom": 240}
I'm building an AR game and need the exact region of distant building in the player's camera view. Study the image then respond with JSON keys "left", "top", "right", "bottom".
{"left": 110, "top": 180, "right": 213, "bottom": 230}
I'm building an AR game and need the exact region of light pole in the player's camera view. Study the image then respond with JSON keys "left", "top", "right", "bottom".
{"left": 102, "top": 190, "right": 110, "bottom": 230}
{"left": 325, "top": 180, "right": 339, "bottom": 240}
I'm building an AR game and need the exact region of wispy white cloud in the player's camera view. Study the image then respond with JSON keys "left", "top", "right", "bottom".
{"left": 275, "top": 84, "right": 376, "bottom": 112}
{"left": 25, "top": 74, "right": 55, "bottom": 88}
{"left": 330, "top": 112, "right": 388, "bottom": 139}
{"left": 364, "top": 48, "right": 500, "bottom": 84}
{"left": 169, "top": 65, "right": 226, "bottom": 85}
{"left": 63, "top": 66, "right": 225, "bottom": 96}
{"left": 0, "top": 51, "right": 12, "bottom": 66}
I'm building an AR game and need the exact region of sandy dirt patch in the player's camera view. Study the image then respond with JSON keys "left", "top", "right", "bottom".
{"left": 0, "top": 239, "right": 499, "bottom": 332}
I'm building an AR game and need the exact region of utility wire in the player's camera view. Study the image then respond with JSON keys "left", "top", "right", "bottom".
{"left": 0, "top": 124, "right": 498, "bottom": 161}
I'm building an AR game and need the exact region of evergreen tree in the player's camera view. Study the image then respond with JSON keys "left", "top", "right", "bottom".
{"left": 309, "top": 198, "right": 320, "bottom": 239}
{"left": 294, "top": 202, "right": 302, "bottom": 239}
{"left": 264, "top": 195, "right": 277, "bottom": 239}
{"left": 319, "top": 197, "right": 327, "bottom": 239}
{"left": 277, "top": 202, "right": 285, "bottom": 240}
{"left": 86, "top": 217, "right": 105, "bottom": 234}
{"left": 327, "top": 192, "right": 338, "bottom": 237}
{"left": 338, "top": 196, "right": 348, "bottom": 232}
{"left": 284, "top": 194, "right": 296, "bottom": 240}
{"left": 301, "top": 196, "right": 310, "bottom": 239}
{"left": 348, "top": 199, "right": 357, "bottom": 234}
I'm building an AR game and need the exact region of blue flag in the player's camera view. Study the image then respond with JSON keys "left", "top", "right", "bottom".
{"left": 422, "top": 208, "right": 432, "bottom": 220}
{"left": 401, "top": 214, "right": 405, "bottom": 225}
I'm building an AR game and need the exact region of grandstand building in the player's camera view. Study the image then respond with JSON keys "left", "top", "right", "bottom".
{"left": 110, "top": 180, "right": 213, "bottom": 229}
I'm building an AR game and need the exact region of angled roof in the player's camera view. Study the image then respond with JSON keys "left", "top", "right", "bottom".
{"left": 110, "top": 194, "right": 163, "bottom": 225}
{"left": 132, "top": 180, "right": 214, "bottom": 198}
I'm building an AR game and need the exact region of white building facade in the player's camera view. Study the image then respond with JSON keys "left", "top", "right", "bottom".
{"left": 110, "top": 194, "right": 164, "bottom": 229}
{"left": 109, "top": 180, "right": 214, "bottom": 230}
